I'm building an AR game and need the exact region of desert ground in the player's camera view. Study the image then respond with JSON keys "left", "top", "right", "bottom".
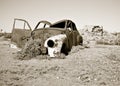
{"left": 0, "top": 36, "right": 120, "bottom": 86}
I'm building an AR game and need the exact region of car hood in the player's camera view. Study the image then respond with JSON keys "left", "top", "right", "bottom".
{"left": 31, "top": 27, "right": 66, "bottom": 46}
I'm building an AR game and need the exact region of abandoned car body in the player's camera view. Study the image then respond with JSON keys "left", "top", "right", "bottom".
{"left": 11, "top": 19, "right": 83, "bottom": 58}
{"left": 31, "top": 19, "right": 83, "bottom": 57}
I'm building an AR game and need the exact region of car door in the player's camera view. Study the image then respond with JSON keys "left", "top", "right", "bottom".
{"left": 66, "top": 21, "right": 78, "bottom": 47}
{"left": 11, "top": 18, "right": 32, "bottom": 48}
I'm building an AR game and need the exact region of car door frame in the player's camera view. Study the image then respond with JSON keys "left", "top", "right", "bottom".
{"left": 11, "top": 18, "right": 32, "bottom": 48}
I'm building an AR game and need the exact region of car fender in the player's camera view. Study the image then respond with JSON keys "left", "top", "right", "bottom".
{"left": 44, "top": 34, "right": 67, "bottom": 57}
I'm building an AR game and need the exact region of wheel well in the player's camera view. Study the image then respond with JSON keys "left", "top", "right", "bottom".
{"left": 61, "top": 43, "right": 69, "bottom": 55}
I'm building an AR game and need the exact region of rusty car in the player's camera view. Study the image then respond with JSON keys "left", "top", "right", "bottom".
{"left": 31, "top": 19, "right": 83, "bottom": 57}
{"left": 11, "top": 19, "right": 83, "bottom": 58}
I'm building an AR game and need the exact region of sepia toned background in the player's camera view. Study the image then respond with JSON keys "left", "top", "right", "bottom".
{"left": 0, "top": 0, "right": 120, "bottom": 86}
{"left": 0, "top": 0, "right": 120, "bottom": 32}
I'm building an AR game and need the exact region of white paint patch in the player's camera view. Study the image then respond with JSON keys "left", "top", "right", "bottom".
{"left": 10, "top": 44, "right": 18, "bottom": 49}
{"left": 10, "top": 43, "right": 21, "bottom": 51}
{"left": 44, "top": 34, "right": 66, "bottom": 57}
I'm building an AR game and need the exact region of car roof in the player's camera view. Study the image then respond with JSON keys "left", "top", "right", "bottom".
{"left": 50, "top": 19, "right": 77, "bottom": 30}
{"left": 51, "top": 19, "right": 74, "bottom": 25}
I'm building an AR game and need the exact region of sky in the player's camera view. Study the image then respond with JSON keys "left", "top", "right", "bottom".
{"left": 0, "top": 0, "right": 120, "bottom": 32}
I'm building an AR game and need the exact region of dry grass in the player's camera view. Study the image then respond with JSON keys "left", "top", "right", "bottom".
{"left": 96, "top": 36, "right": 120, "bottom": 45}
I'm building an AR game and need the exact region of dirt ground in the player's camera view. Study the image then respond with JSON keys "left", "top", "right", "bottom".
{"left": 0, "top": 37, "right": 120, "bottom": 86}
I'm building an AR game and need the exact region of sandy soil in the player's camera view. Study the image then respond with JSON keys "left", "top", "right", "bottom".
{"left": 0, "top": 37, "right": 120, "bottom": 86}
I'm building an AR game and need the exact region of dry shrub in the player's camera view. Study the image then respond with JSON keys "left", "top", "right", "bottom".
{"left": 96, "top": 36, "right": 120, "bottom": 45}
{"left": 16, "top": 39, "right": 43, "bottom": 60}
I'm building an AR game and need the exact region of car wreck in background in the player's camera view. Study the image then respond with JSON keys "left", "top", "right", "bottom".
{"left": 11, "top": 19, "right": 83, "bottom": 58}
